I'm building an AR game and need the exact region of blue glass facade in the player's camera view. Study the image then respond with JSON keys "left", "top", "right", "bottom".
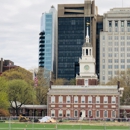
{"left": 39, "top": 6, "right": 56, "bottom": 74}
{"left": 44, "top": 14, "right": 52, "bottom": 71}
{"left": 58, "top": 17, "right": 90, "bottom": 79}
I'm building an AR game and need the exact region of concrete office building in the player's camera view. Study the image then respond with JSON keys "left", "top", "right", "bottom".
{"left": 39, "top": 6, "right": 57, "bottom": 77}
{"left": 57, "top": 0, "right": 100, "bottom": 79}
{"left": 100, "top": 8, "right": 130, "bottom": 84}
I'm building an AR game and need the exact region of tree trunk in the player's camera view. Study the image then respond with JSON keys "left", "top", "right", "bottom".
{"left": 15, "top": 107, "right": 19, "bottom": 116}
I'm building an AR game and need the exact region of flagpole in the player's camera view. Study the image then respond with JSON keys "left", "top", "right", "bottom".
{"left": 9, "top": 62, "right": 11, "bottom": 130}
{"left": 32, "top": 70, "right": 38, "bottom": 130}
{"left": 32, "top": 70, "right": 35, "bottom": 130}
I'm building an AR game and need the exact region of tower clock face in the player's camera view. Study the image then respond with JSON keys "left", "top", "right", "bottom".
{"left": 84, "top": 65, "right": 89, "bottom": 70}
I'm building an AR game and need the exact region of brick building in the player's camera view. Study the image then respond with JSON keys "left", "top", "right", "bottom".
{"left": 47, "top": 26, "right": 124, "bottom": 119}
{"left": 0, "top": 58, "right": 17, "bottom": 75}
{"left": 47, "top": 85, "right": 123, "bottom": 119}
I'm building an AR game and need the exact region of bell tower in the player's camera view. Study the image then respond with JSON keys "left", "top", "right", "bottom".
{"left": 76, "top": 23, "right": 98, "bottom": 86}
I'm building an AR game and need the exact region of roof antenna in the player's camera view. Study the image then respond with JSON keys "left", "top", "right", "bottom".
{"left": 122, "top": 0, "right": 123, "bottom": 7}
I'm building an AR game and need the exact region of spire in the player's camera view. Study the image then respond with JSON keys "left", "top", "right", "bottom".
{"left": 86, "top": 23, "right": 89, "bottom": 43}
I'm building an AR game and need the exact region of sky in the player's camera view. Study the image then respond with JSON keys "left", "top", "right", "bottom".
{"left": 0, "top": 0, "right": 129, "bottom": 70}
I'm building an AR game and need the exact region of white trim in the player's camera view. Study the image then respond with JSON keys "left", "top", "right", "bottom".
{"left": 66, "top": 109, "right": 70, "bottom": 117}
{"left": 58, "top": 109, "right": 63, "bottom": 117}
{"left": 96, "top": 110, "right": 100, "bottom": 118}
{"left": 74, "top": 110, "right": 78, "bottom": 117}
{"left": 81, "top": 96, "right": 85, "bottom": 103}
{"left": 51, "top": 96, "right": 55, "bottom": 103}
{"left": 111, "top": 110, "right": 116, "bottom": 118}
{"left": 104, "top": 110, "right": 108, "bottom": 118}
{"left": 66, "top": 96, "right": 71, "bottom": 103}
{"left": 51, "top": 109, "right": 55, "bottom": 117}
{"left": 88, "top": 110, "right": 92, "bottom": 118}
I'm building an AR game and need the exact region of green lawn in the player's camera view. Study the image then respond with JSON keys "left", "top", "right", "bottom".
{"left": 0, "top": 122, "right": 130, "bottom": 130}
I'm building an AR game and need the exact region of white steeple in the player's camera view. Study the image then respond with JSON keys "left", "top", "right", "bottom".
{"left": 86, "top": 26, "right": 89, "bottom": 43}
{"left": 76, "top": 21, "right": 97, "bottom": 85}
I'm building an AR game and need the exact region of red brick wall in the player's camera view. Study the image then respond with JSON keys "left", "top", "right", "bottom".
{"left": 76, "top": 79, "right": 97, "bottom": 85}
{"left": 48, "top": 95, "right": 119, "bottom": 118}
{"left": 76, "top": 79, "right": 84, "bottom": 85}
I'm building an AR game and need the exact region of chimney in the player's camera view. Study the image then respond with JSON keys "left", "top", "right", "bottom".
{"left": 0, "top": 58, "right": 3, "bottom": 73}
{"left": 117, "top": 81, "right": 120, "bottom": 89}
{"left": 50, "top": 81, "right": 53, "bottom": 89}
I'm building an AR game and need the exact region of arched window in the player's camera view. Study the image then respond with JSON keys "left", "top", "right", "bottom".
{"left": 82, "top": 49, "right": 85, "bottom": 56}
{"left": 111, "top": 110, "right": 116, "bottom": 118}
{"left": 74, "top": 110, "right": 78, "bottom": 117}
{"left": 86, "top": 49, "right": 88, "bottom": 55}
{"left": 58, "top": 109, "right": 63, "bottom": 117}
{"left": 88, "top": 110, "right": 92, "bottom": 118}
{"left": 51, "top": 110, "right": 55, "bottom": 117}
{"left": 90, "top": 49, "right": 91, "bottom": 55}
{"left": 96, "top": 110, "right": 100, "bottom": 118}
{"left": 104, "top": 110, "right": 108, "bottom": 118}
{"left": 66, "top": 109, "right": 70, "bottom": 117}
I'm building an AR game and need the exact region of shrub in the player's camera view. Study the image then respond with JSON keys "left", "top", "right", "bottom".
{"left": 0, "top": 109, "right": 10, "bottom": 117}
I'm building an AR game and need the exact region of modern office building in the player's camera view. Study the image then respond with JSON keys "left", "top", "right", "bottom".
{"left": 57, "top": 0, "right": 99, "bottom": 79}
{"left": 39, "top": 6, "right": 57, "bottom": 77}
{"left": 100, "top": 8, "right": 130, "bottom": 84}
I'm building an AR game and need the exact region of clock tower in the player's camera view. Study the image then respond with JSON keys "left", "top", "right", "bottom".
{"left": 76, "top": 24, "right": 98, "bottom": 86}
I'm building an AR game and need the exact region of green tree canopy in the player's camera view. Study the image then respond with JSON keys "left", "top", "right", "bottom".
{"left": 106, "top": 69, "right": 130, "bottom": 105}
{"left": 8, "top": 79, "right": 34, "bottom": 116}
{"left": 0, "top": 77, "right": 9, "bottom": 109}
{"left": 36, "top": 86, "right": 48, "bottom": 105}
{"left": 121, "top": 86, "right": 130, "bottom": 105}
{"left": 1, "top": 67, "right": 33, "bottom": 85}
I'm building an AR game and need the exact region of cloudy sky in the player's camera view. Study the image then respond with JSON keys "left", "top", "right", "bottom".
{"left": 0, "top": 0, "right": 129, "bottom": 70}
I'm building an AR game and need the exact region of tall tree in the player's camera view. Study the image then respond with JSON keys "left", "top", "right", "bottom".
{"left": 36, "top": 86, "right": 48, "bottom": 105}
{"left": 8, "top": 79, "right": 34, "bottom": 116}
{"left": 106, "top": 69, "right": 130, "bottom": 105}
{"left": 1, "top": 67, "right": 33, "bottom": 85}
{"left": 33, "top": 67, "right": 50, "bottom": 104}
{"left": 120, "top": 86, "right": 130, "bottom": 105}
{"left": 0, "top": 77, "right": 9, "bottom": 109}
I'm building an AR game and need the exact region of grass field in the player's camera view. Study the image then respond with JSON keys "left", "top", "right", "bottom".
{"left": 0, "top": 122, "right": 130, "bottom": 130}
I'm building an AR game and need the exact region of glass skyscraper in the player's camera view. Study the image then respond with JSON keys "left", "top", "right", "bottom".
{"left": 57, "top": 0, "right": 99, "bottom": 79}
{"left": 58, "top": 17, "right": 90, "bottom": 79}
{"left": 39, "top": 6, "right": 57, "bottom": 76}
